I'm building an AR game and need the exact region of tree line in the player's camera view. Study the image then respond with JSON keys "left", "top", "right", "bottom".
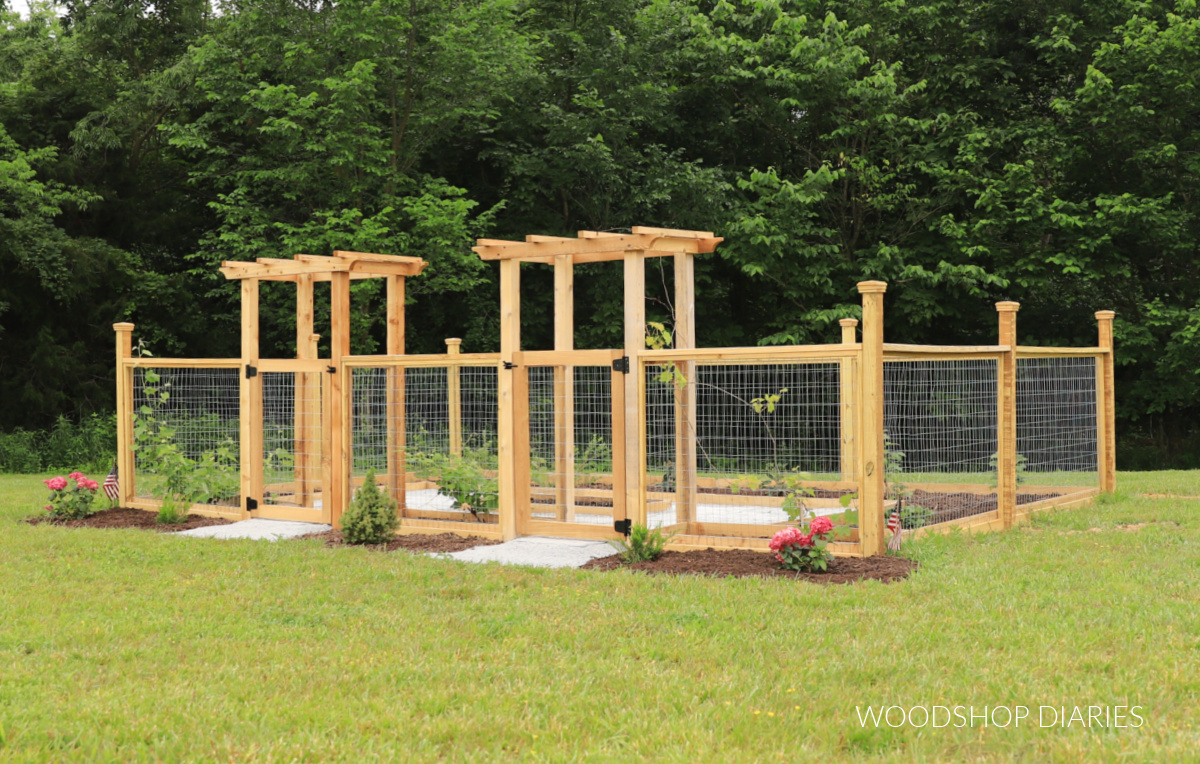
{"left": 1, "top": 0, "right": 1197, "bottom": 467}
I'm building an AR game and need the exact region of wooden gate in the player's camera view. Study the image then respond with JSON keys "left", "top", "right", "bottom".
{"left": 250, "top": 359, "right": 333, "bottom": 524}
{"left": 515, "top": 350, "right": 627, "bottom": 540}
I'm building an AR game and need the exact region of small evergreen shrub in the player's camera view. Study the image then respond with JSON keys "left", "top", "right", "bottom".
{"left": 341, "top": 469, "right": 398, "bottom": 544}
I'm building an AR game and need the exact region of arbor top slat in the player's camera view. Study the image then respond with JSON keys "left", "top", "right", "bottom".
{"left": 473, "top": 229, "right": 722, "bottom": 262}
{"left": 220, "top": 251, "right": 427, "bottom": 280}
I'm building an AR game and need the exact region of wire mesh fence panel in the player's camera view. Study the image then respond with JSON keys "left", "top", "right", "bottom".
{"left": 883, "top": 358, "right": 998, "bottom": 528}
{"left": 1017, "top": 356, "right": 1099, "bottom": 489}
{"left": 131, "top": 366, "right": 240, "bottom": 506}
{"left": 644, "top": 358, "right": 853, "bottom": 536}
{"left": 261, "top": 371, "right": 323, "bottom": 507}
{"left": 527, "top": 365, "right": 614, "bottom": 526}
{"left": 350, "top": 364, "right": 499, "bottom": 522}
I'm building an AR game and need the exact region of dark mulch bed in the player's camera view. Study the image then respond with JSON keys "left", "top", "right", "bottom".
{"left": 26, "top": 506, "right": 232, "bottom": 532}
{"left": 298, "top": 529, "right": 502, "bottom": 554}
{"left": 910, "top": 489, "right": 1060, "bottom": 525}
{"left": 581, "top": 548, "right": 915, "bottom": 584}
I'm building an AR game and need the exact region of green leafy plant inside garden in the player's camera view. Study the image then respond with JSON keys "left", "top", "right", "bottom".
{"left": 610, "top": 524, "right": 674, "bottom": 564}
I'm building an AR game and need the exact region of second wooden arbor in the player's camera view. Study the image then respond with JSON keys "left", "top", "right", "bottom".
{"left": 471, "top": 227, "right": 723, "bottom": 540}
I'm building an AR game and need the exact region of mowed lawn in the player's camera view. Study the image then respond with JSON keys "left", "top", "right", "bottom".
{"left": 2, "top": 473, "right": 1198, "bottom": 762}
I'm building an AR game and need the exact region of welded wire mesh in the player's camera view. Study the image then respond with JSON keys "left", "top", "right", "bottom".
{"left": 1017, "top": 356, "right": 1099, "bottom": 488}
{"left": 644, "top": 358, "right": 852, "bottom": 533}
{"left": 261, "top": 371, "right": 323, "bottom": 507}
{"left": 883, "top": 358, "right": 998, "bottom": 527}
{"left": 527, "top": 365, "right": 614, "bottom": 525}
{"left": 349, "top": 364, "right": 499, "bottom": 520}
{"left": 131, "top": 366, "right": 240, "bottom": 506}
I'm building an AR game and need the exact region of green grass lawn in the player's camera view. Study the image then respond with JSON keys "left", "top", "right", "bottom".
{"left": 2, "top": 472, "right": 1198, "bottom": 761}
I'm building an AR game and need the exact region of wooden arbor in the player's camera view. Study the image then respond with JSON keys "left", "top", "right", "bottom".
{"left": 472, "top": 227, "right": 723, "bottom": 540}
{"left": 219, "top": 250, "right": 427, "bottom": 525}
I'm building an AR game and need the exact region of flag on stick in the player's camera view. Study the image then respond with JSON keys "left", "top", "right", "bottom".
{"left": 103, "top": 463, "right": 120, "bottom": 502}
{"left": 886, "top": 497, "right": 902, "bottom": 552}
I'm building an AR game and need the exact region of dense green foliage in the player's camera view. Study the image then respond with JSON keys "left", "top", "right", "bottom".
{"left": 1, "top": 0, "right": 1198, "bottom": 465}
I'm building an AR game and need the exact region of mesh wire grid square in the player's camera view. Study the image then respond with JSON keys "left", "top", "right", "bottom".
{"left": 883, "top": 358, "right": 999, "bottom": 527}
{"left": 644, "top": 358, "right": 853, "bottom": 533}
{"left": 261, "top": 371, "right": 323, "bottom": 507}
{"left": 350, "top": 365, "right": 499, "bottom": 520}
{"left": 527, "top": 365, "right": 615, "bottom": 525}
{"left": 131, "top": 366, "right": 241, "bottom": 506}
{"left": 1016, "top": 356, "right": 1099, "bottom": 488}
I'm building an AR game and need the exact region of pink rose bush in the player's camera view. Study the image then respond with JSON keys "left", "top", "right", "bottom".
{"left": 770, "top": 515, "right": 836, "bottom": 572}
{"left": 42, "top": 472, "right": 102, "bottom": 520}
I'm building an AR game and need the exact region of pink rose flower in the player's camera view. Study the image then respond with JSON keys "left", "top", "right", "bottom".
{"left": 797, "top": 533, "right": 813, "bottom": 548}
{"left": 84, "top": 480, "right": 99, "bottom": 491}
{"left": 45, "top": 476, "right": 68, "bottom": 491}
{"left": 809, "top": 516, "right": 834, "bottom": 536}
{"left": 69, "top": 472, "right": 84, "bottom": 480}
{"left": 45, "top": 504, "right": 53, "bottom": 512}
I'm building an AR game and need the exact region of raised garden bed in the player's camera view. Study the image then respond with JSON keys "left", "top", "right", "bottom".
{"left": 299, "top": 529, "right": 502, "bottom": 554}
{"left": 581, "top": 548, "right": 915, "bottom": 583}
{"left": 27, "top": 507, "right": 233, "bottom": 532}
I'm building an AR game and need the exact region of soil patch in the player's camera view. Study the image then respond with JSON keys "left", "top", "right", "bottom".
{"left": 27, "top": 507, "right": 233, "bottom": 532}
{"left": 581, "top": 548, "right": 914, "bottom": 583}
{"left": 908, "top": 489, "right": 1060, "bottom": 526}
{"left": 299, "top": 529, "right": 501, "bottom": 554}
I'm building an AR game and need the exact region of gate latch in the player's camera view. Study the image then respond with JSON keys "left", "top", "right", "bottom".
{"left": 246, "top": 498, "right": 258, "bottom": 511}
{"left": 613, "top": 518, "right": 632, "bottom": 536}
{"left": 503, "top": 360, "right": 518, "bottom": 370}
{"left": 612, "top": 357, "right": 630, "bottom": 374}
{"left": 245, "top": 365, "right": 258, "bottom": 379}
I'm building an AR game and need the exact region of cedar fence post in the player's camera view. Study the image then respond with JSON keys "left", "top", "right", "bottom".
{"left": 1096, "top": 311, "right": 1117, "bottom": 493}
{"left": 673, "top": 252, "right": 698, "bottom": 527}
{"left": 996, "top": 302, "right": 1020, "bottom": 528}
{"left": 446, "top": 338, "right": 463, "bottom": 458}
{"left": 113, "top": 323, "right": 135, "bottom": 505}
{"left": 624, "top": 252, "right": 647, "bottom": 529}
{"left": 240, "top": 278, "right": 262, "bottom": 520}
{"left": 857, "top": 281, "right": 887, "bottom": 557}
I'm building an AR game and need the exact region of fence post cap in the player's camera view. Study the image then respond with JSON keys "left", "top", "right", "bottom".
{"left": 856, "top": 281, "right": 888, "bottom": 294}
{"left": 113, "top": 322, "right": 135, "bottom": 331}
{"left": 838, "top": 318, "right": 859, "bottom": 327}
{"left": 995, "top": 301, "right": 1021, "bottom": 312}
{"left": 445, "top": 338, "right": 463, "bottom": 345}
{"left": 1095, "top": 310, "right": 1116, "bottom": 320}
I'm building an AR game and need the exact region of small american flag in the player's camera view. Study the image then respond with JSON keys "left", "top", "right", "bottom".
{"left": 103, "top": 463, "right": 120, "bottom": 502}
{"left": 886, "top": 498, "right": 902, "bottom": 552}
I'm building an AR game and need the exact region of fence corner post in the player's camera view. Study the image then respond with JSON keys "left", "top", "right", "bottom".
{"left": 1096, "top": 310, "right": 1117, "bottom": 493}
{"left": 113, "top": 323, "right": 135, "bottom": 505}
{"left": 996, "top": 302, "right": 1020, "bottom": 529}
{"left": 856, "top": 282, "right": 887, "bottom": 557}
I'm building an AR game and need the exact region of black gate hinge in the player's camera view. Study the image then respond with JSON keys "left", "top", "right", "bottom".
{"left": 245, "top": 364, "right": 257, "bottom": 379}
{"left": 612, "top": 356, "right": 630, "bottom": 374}
{"left": 503, "top": 360, "right": 518, "bottom": 370}
{"left": 246, "top": 498, "right": 258, "bottom": 511}
{"left": 613, "top": 518, "right": 632, "bottom": 536}
{"left": 327, "top": 365, "right": 337, "bottom": 374}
